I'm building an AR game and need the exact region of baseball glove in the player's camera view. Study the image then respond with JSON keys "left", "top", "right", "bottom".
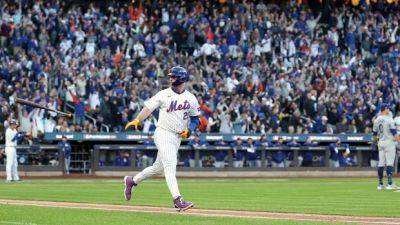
{"left": 179, "top": 129, "right": 191, "bottom": 139}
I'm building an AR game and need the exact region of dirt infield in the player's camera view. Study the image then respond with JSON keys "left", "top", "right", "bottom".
{"left": 1, "top": 199, "right": 400, "bottom": 225}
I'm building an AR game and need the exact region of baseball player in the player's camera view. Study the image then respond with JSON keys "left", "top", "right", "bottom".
{"left": 213, "top": 140, "right": 228, "bottom": 168}
{"left": 5, "top": 119, "right": 26, "bottom": 182}
{"left": 123, "top": 66, "right": 200, "bottom": 211}
{"left": 394, "top": 111, "right": 400, "bottom": 150}
{"left": 373, "top": 104, "right": 400, "bottom": 190}
{"left": 57, "top": 135, "right": 71, "bottom": 175}
{"left": 329, "top": 138, "right": 350, "bottom": 168}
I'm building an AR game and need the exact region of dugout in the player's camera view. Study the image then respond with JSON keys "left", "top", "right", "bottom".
{"left": 0, "top": 145, "right": 63, "bottom": 176}
{"left": 91, "top": 144, "right": 383, "bottom": 172}
{"left": 0, "top": 132, "right": 399, "bottom": 177}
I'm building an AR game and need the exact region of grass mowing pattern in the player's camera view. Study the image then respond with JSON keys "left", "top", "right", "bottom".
{"left": 0, "top": 178, "right": 399, "bottom": 217}
{"left": 0, "top": 204, "right": 347, "bottom": 225}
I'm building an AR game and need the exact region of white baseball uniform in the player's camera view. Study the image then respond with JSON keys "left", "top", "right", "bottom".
{"left": 132, "top": 87, "right": 200, "bottom": 198}
{"left": 373, "top": 114, "right": 397, "bottom": 167}
{"left": 395, "top": 116, "right": 400, "bottom": 149}
{"left": 5, "top": 127, "right": 20, "bottom": 181}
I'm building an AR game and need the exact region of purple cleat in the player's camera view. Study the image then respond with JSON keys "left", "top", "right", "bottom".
{"left": 173, "top": 196, "right": 194, "bottom": 212}
{"left": 123, "top": 176, "right": 135, "bottom": 201}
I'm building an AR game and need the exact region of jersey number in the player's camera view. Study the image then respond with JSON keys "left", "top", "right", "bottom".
{"left": 183, "top": 112, "right": 189, "bottom": 120}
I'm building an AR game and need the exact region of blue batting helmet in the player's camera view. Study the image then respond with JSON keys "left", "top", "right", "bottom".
{"left": 168, "top": 66, "right": 189, "bottom": 86}
{"left": 381, "top": 103, "right": 390, "bottom": 111}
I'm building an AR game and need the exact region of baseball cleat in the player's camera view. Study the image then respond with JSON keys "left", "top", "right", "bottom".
{"left": 386, "top": 184, "right": 399, "bottom": 190}
{"left": 173, "top": 196, "right": 194, "bottom": 212}
{"left": 377, "top": 184, "right": 384, "bottom": 191}
{"left": 123, "top": 176, "right": 135, "bottom": 201}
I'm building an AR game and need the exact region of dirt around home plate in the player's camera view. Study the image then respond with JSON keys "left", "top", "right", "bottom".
{"left": 1, "top": 199, "right": 400, "bottom": 225}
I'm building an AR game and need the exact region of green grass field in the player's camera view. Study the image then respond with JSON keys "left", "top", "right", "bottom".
{"left": 0, "top": 204, "right": 343, "bottom": 225}
{"left": 0, "top": 178, "right": 399, "bottom": 225}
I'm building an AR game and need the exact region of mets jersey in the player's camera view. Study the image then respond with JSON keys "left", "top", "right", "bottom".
{"left": 394, "top": 116, "right": 400, "bottom": 132}
{"left": 144, "top": 88, "right": 200, "bottom": 134}
{"left": 373, "top": 115, "right": 396, "bottom": 144}
{"left": 5, "top": 127, "right": 18, "bottom": 147}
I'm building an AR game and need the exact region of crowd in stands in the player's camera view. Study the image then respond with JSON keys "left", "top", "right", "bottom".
{"left": 0, "top": 0, "right": 400, "bottom": 141}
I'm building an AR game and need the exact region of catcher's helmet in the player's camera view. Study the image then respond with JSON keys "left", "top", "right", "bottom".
{"left": 168, "top": 66, "right": 188, "bottom": 86}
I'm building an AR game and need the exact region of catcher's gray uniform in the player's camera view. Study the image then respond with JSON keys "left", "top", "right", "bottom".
{"left": 394, "top": 116, "right": 400, "bottom": 149}
{"left": 373, "top": 115, "right": 397, "bottom": 167}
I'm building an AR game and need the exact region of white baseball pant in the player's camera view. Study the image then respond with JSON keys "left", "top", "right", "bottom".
{"left": 378, "top": 142, "right": 396, "bottom": 167}
{"left": 329, "top": 159, "right": 340, "bottom": 168}
{"left": 5, "top": 147, "right": 19, "bottom": 181}
{"left": 133, "top": 127, "right": 181, "bottom": 198}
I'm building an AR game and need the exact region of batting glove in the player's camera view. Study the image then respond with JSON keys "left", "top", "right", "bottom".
{"left": 179, "top": 129, "right": 191, "bottom": 139}
{"left": 125, "top": 119, "right": 140, "bottom": 130}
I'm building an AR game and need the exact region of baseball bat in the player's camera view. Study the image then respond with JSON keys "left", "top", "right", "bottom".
{"left": 15, "top": 98, "right": 73, "bottom": 118}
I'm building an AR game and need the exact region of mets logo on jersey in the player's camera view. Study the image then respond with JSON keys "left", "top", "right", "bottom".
{"left": 167, "top": 100, "right": 191, "bottom": 112}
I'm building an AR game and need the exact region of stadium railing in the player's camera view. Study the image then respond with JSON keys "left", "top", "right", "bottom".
{"left": 91, "top": 145, "right": 383, "bottom": 172}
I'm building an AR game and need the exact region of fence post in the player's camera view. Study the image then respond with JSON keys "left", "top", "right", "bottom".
{"left": 293, "top": 147, "right": 299, "bottom": 167}
{"left": 228, "top": 148, "right": 233, "bottom": 167}
{"left": 261, "top": 149, "right": 266, "bottom": 167}
{"left": 92, "top": 145, "right": 99, "bottom": 174}
{"left": 131, "top": 149, "right": 136, "bottom": 169}
{"left": 357, "top": 150, "right": 362, "bottom": 167}
{"left": 59, "top": 146, "right": 64, "bottom": 174}
{"left": 325, "top": 147, "right": 330, "bottom": 168}
{"left": 195, "top": 148, "right": 200, "bottom": 168}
